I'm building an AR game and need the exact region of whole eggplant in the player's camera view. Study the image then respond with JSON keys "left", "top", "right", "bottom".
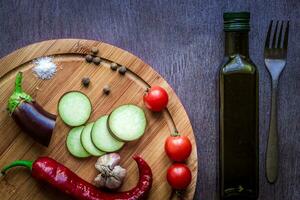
{"left": 7, "top": 72, "right": 56, "bottom": 146}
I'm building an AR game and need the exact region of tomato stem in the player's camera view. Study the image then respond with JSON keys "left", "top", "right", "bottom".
{"left": 171, "top": 131, "right": 180, "bottom": 137}
{"left": 169, "top": 189, "right": 184, "bottom": 200}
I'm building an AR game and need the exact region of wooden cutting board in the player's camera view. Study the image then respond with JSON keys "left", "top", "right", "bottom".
{"left": 0, "top": 39, "right": 197, "bottom": 200}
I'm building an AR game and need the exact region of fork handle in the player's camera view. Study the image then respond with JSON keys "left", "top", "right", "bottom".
{"left": 266, "top": 79, "right": 279, "bottom": 183}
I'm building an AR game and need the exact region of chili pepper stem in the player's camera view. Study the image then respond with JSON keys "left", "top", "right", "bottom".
{"left": 7, "top": 72, "right": 33, "bottom": 114}
{"left": 1, "top": 160, "right": 33, "bottom": 175}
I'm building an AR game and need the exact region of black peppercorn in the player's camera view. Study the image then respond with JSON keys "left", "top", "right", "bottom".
{"left": 85, "top": 54, "right": 93, "bottom": 63}
{"left": 103, "top": 85, "right": 111, "bottom": 95}
{"left": 91, "top": 47, "right": 99, "bottom": 55}
{"left": 82, "top": 77, "right": 90, "bottom": 87}
{"left": 118, "top": 66, "right": 127, "bottom": 75}
{"left": 93, "top": 57, "right": 101, "bottom": 65}
{"left": 110, "top": 63, "right": 118, "bottom": 71}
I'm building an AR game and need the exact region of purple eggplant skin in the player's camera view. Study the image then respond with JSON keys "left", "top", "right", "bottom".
{"left": 12, "top": 102, "right": 56, "bottom": 146}
{"left": 7, "top": 72, "right": 57, "bottom": 147}
{"left": 31, "top": 101, "right": 56, "bottom": 120}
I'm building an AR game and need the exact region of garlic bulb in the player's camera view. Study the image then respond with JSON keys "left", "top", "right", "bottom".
{"left": 94, "top": 153, "right": 127, "bottom": 189}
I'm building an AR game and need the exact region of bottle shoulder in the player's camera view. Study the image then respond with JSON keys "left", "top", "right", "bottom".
{"left": 220, "top": 54, "right": 257, "bottom": 75}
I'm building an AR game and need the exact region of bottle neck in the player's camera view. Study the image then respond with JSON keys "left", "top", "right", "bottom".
{"left": 225, "top": 31, "right": 249, "bottom": 57}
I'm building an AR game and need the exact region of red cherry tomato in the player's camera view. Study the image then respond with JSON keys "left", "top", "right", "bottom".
{"left": 143, "top": 86, "right": 168, "bottom": 112}
{"left": 165, "top": 134, "right": 192, "bottom": 162}
{"left": 167, "top": 163, "right": 192, "bottom": 190}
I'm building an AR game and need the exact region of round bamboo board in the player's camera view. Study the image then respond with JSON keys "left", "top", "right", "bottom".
{"left": 0, "top": 39, "right": 197, "bottom": 200}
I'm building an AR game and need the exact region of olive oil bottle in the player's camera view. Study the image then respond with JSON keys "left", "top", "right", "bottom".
{"left": 219, "top": 12, "right": 259, "bottom": 199}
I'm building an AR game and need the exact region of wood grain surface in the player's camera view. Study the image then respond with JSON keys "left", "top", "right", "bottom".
{"left": 0, "top": 1, "right": 299, "bottom": 200}
{"left": 0, "top": 39, "right": 197, "bottom": 200}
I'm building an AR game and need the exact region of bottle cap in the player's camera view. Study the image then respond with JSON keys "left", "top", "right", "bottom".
{"left": 223, "top": 12, "right": 250, "bottom": 32}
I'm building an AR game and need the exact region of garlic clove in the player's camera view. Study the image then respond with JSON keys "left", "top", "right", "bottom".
{"left": 112, "top": 165, "right": 127, "bottom": 179}
{"left": 95, "top": 153, "right": 121, "bottom": 171}
{"left": 107, "top": 153, "right": 121, "bottom": 169}
{"left": 106, "top": 176, "right": 122, "bottom": 189}
{"left": 94, "top": 174, "right": 107, "bottom": 188}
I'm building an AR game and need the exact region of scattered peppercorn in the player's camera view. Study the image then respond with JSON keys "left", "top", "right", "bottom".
{"left": 118, "top": 66, "right": 127, "bottom": 75}
{"left": 82, "top": 77, "right": 90, "bottom": 87}
{"left": 93, "top": 57, "right": 101, "bottom": 65}
{"left": 91, "top": 47, "right": 99, "bottom": 55}
{"left": 110, "top": 63, "right": 118, "bottom": 71}
{"left": 85, "top": 55, "right": 93, "bottom": 63}
{"left": 103, "top": 85, "right": 111, "bottom": 95}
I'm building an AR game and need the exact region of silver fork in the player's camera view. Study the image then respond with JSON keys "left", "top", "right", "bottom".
{"left": 264, "top": 20, "right": 289, "bottom": 184}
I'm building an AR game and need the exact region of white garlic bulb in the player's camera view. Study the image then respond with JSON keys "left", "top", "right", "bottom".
{"left": 94, "top": 153, "right": 127, "bottom": 189}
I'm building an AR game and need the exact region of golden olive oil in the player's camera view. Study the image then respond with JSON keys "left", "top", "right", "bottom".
{"left": 220, "top": 12, "right": 259, "bottom": 200}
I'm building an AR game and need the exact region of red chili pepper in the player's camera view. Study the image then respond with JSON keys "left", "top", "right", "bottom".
{"left": 1, "top": 155, "right": 152, "bottom": 200}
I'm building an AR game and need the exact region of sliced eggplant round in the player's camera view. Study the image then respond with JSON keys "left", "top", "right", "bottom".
{"left": 66, "top": 126, "right": 91, "bottom": 158}
{"left": 81, "top": 122, "right": 106, "bottom": 156}
{"left": 108, "top": 104, "right": 147, "bottom": 141}
{"left": 92, "top": 115, "right": 124, "bottom": 152}
{"left": 58, "top": 91, "right": 92, "bottom": 127}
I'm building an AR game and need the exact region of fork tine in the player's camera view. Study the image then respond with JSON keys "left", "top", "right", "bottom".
{"left": 283, "top": 21, "right": 290, "bottom": 50}
{"left": 265, "top": 20, "right": 273, "bottom": 49}
{"left": 277, "top": 21, "right": 284, "bottom": 48}
{"left": 272, "top": 21, "right": 279, "bottom": 48}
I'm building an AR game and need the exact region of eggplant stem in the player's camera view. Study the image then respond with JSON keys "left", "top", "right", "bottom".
{"left": 14, "top": 72, "right": 23, "bottom": 93}
{"left": 7, "top": 72, "right": 33, "bottom": 114}
{"left": 1, "top": 160, "right": 33, "bottom": 175}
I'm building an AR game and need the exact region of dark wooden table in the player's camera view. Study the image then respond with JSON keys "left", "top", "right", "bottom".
{"left": 0, "top": 0, "right": 299, "bottom": 199}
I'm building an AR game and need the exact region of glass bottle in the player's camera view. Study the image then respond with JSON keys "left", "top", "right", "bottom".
{"left": 219, "top": 12, "right": 259, "bottom": 200}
